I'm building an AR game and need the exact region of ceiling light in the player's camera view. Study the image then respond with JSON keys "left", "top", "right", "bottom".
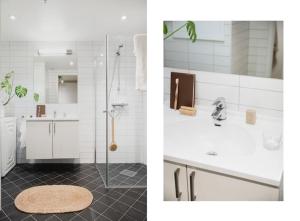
{"left": 9, "top": 15, "right": 16, "bottom": 20}
{"left": 38, "top": 49, "right": 72, "bottom": 56}
{"left": 121, "top": 15, "right": 127, "bottom": 21}
{"left": 69, "top": 61, "right": 74, "bottom": 66}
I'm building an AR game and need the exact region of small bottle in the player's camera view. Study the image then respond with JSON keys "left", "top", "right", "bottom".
{"left": 246, "top": 109, "right": 256, "bottom": 125}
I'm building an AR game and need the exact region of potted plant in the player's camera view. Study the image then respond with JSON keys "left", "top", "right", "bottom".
{"left": 0, "top": 71, "right": 28, "bottom": 117}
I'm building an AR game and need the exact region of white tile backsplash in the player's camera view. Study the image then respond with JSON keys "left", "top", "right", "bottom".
{"left": 164, "top": 67, "right": 283, "bottom": 117}
{"left": 239, "top": 88, "right": 283, "bottom": 110}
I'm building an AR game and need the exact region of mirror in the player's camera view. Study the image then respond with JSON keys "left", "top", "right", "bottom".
{"left": 33, "top": 51, "right": 78, "bottom": 104}
{"left": 57, "top": 75, "right": 78, "bottom": 104}
{"left": 164, "top": 21, "right": 283, "bottom": 79}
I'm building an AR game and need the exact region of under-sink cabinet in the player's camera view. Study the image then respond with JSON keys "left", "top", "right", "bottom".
{"left": 164, "top": 161, "right": 280, "bottom": 201}
{"left": 164, "top": 161, "right": 189, "bottom": 201}
{"left": 26, "top": 120, "right": 79, "bottom": 159}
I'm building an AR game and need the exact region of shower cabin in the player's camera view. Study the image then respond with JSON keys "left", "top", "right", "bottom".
{"left": 95, "top": 35, "right": 147, "bottom": 188}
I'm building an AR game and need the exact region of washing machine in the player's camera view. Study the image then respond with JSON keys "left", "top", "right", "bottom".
{"left": 0, "top": 117, "right": 17, "bottom": 177}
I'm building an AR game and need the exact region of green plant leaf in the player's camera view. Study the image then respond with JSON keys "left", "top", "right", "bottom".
{"left": 163, "top": 22, "right": 168, "bottom": 35}
{"left": 33, "top": 92, "right": 39, "bottom": 103}
{"left": 186, "top": 21, "right": 197, "bottom": 42}
{"left": 4, "top": 71, "right": 13, "bottom": 79}
{"left": 15, "top": 85, "right": 27, "bottom": 98}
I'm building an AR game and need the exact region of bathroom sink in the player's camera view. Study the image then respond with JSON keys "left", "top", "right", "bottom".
{"left": 165, "top": 120, "right": 255, "bottom": 157}
{"left": 164, "top": 105, "right": 283, "bottom": 186}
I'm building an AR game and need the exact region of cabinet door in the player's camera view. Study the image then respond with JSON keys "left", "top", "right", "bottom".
{"left": 187, "top": 167, "right": 280, "bottom": 201}
{"left": 26, "top": 121, "right": 53, "bottom": 159}
{"left": 164, "top": 161, "right": 188, "bottom": 201}
{"left": 53, "top": 121, "right": 79, "bottom": 158}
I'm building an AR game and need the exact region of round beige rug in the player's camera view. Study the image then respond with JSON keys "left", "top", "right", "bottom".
{"left": 15, "top": 185, "right": 93, "bottom": 214}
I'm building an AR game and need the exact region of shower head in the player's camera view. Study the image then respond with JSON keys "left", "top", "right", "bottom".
{"left": 116, "top": 44, "right": 124, "bottom": 56}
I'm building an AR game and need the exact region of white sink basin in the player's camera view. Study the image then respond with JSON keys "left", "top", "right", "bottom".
{"left": 164, "top": 104, "right": 283, "bottom": 186}
{"left": 165, "top": 120, "right": 255, "bottom": 157}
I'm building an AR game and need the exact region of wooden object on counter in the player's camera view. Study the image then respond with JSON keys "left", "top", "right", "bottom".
{"left": 173, "top": 78, "right": 179, "bottom": 109}
{"left": 246, "top": 109, "right": 256, "bottom": 125}
{"left": 170, "top": 72, "right": 195, "bottom": 110}
{"left": 179, "top": 106, "right": 197, "bottom": 116}
{"left": 36, "top": 105, "right": 45, "bottom": 117}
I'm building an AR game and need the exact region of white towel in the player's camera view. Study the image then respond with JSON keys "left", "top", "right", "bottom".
{"left": 133, "top": 34, "right": 147, "bottom": 91}
{"left": 17, "top": 118, "right": 26, "bottom": 149}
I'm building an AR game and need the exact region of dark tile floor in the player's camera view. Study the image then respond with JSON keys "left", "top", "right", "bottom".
{"left": 96, "top": 163, "right": 147, "bottom": 187}
{"left": 0, "top": 164, "right": 147, "bottom": 221}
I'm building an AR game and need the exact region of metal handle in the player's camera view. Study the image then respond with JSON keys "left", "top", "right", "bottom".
{"left": 54, "top": 123, "right": 56, "bottom": 135}
{"left": 49, "top": 123, "right": 51, "bottom": 135}
{"left": 190, "top": 171, "right": 196, "bottom": 201}
{"left": 174, "top": 168, "right": 182, "bottom": 200}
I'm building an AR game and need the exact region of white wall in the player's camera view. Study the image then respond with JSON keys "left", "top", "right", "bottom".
{"left": 164, "top": 67, "right": 283, "bottom": 118}
{"left": 0, "top": 40, "right": 147, "bottom": 164}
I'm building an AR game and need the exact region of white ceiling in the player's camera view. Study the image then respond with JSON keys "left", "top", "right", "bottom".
{"left": 0, "top": 0, "right": 146, "bottom": 41}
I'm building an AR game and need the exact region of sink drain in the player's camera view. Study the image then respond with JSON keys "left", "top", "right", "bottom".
{"left": 206, "top": 151, "right": 218, "bottom": 156}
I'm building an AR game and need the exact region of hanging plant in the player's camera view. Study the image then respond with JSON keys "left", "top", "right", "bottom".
{"left": 0, "top": 71, "right": 28, "bottom": 106}
{"left": 164, "top": 21, "right": 197, "bottom": 42}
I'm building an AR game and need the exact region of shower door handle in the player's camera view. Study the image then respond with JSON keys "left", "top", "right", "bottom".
{"left": 190, "top": 171, "right": 196, "bottom": 201}
{"left": 49, "top": 123, "right": 51, "bottom": 135}
{"left": 174, "top": 168, "right": 182, "bottom": 200}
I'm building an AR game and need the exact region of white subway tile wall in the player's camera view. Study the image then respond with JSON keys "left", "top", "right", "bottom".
{"left": 0, "top": 39, "right": 146, "bottom": 164}
{"left": 164, "top": 67, "right": 283, "bottom": 117}
{"left": 164, "top": 21, "right": 276, "bottom": 78}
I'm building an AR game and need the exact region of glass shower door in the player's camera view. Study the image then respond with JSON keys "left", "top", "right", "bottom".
{"left": 96, "top": 35, "right": 146, "bottom": 188}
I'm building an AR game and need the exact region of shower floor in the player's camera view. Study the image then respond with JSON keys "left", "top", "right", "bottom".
{"left": 96, "top": 163, "right": 147, "bottom": 188}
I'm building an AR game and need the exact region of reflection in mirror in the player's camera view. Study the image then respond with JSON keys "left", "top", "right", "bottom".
{"left": 164, "top": 21, "right": 283, "bottom": 79}
{"left": 33, "top": 50, "right": 78, "bottom": 104}
{"left": 58, "top": 75, "right": 78, "bottom": 104}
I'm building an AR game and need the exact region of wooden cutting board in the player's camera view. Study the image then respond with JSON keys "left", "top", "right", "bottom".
{"left": 170, "top": 72, "right": 196, "bottom": 109}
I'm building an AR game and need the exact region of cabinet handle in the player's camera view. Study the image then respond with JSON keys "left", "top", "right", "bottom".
{"left": 174, "top": 168, "right": 182, "bottom": 200}
{"left": 54, "top": 123, "right": 56, "bottom": 135}
{"left": 49, "top": 123, "right": 51, "bottom": 135}
{"left": 190, "top": 171, "right": 196, "bottom": 201}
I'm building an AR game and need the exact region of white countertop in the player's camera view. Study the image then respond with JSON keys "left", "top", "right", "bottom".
{"left": 164, "top": 104, "right": 283, "bottom": 187}
{"left": 26, "top": 117, "right": 79, "bottom": 121}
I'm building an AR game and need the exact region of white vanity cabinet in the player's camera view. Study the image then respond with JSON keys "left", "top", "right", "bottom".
{"left": 186, "top": 167, "right": 280, "bottom": 201}
{"left": 26, "top": 121, "right": 53, "bottom": 159}
{"left": 52, "top": 121, "right": 79, "bottom": 158}
{"left": 26, "top": 120, "right": 79, "bottom": 159}
{"left": 164, "top": 161, "right": 280, "bottom": 201}
{"left": 164, "top": 161, "right": 188, "bottom": 201}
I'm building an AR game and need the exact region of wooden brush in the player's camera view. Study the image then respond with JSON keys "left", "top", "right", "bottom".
{"left": 174, "top": 78, "right": 179, "bottom": 109}
{"left": 109, "top": 117, "right": 118, "bottom": 151}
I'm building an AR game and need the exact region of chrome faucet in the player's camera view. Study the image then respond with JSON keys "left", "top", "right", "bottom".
{"left": 211, "top": 97, "right": 227, "bottom": 121}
